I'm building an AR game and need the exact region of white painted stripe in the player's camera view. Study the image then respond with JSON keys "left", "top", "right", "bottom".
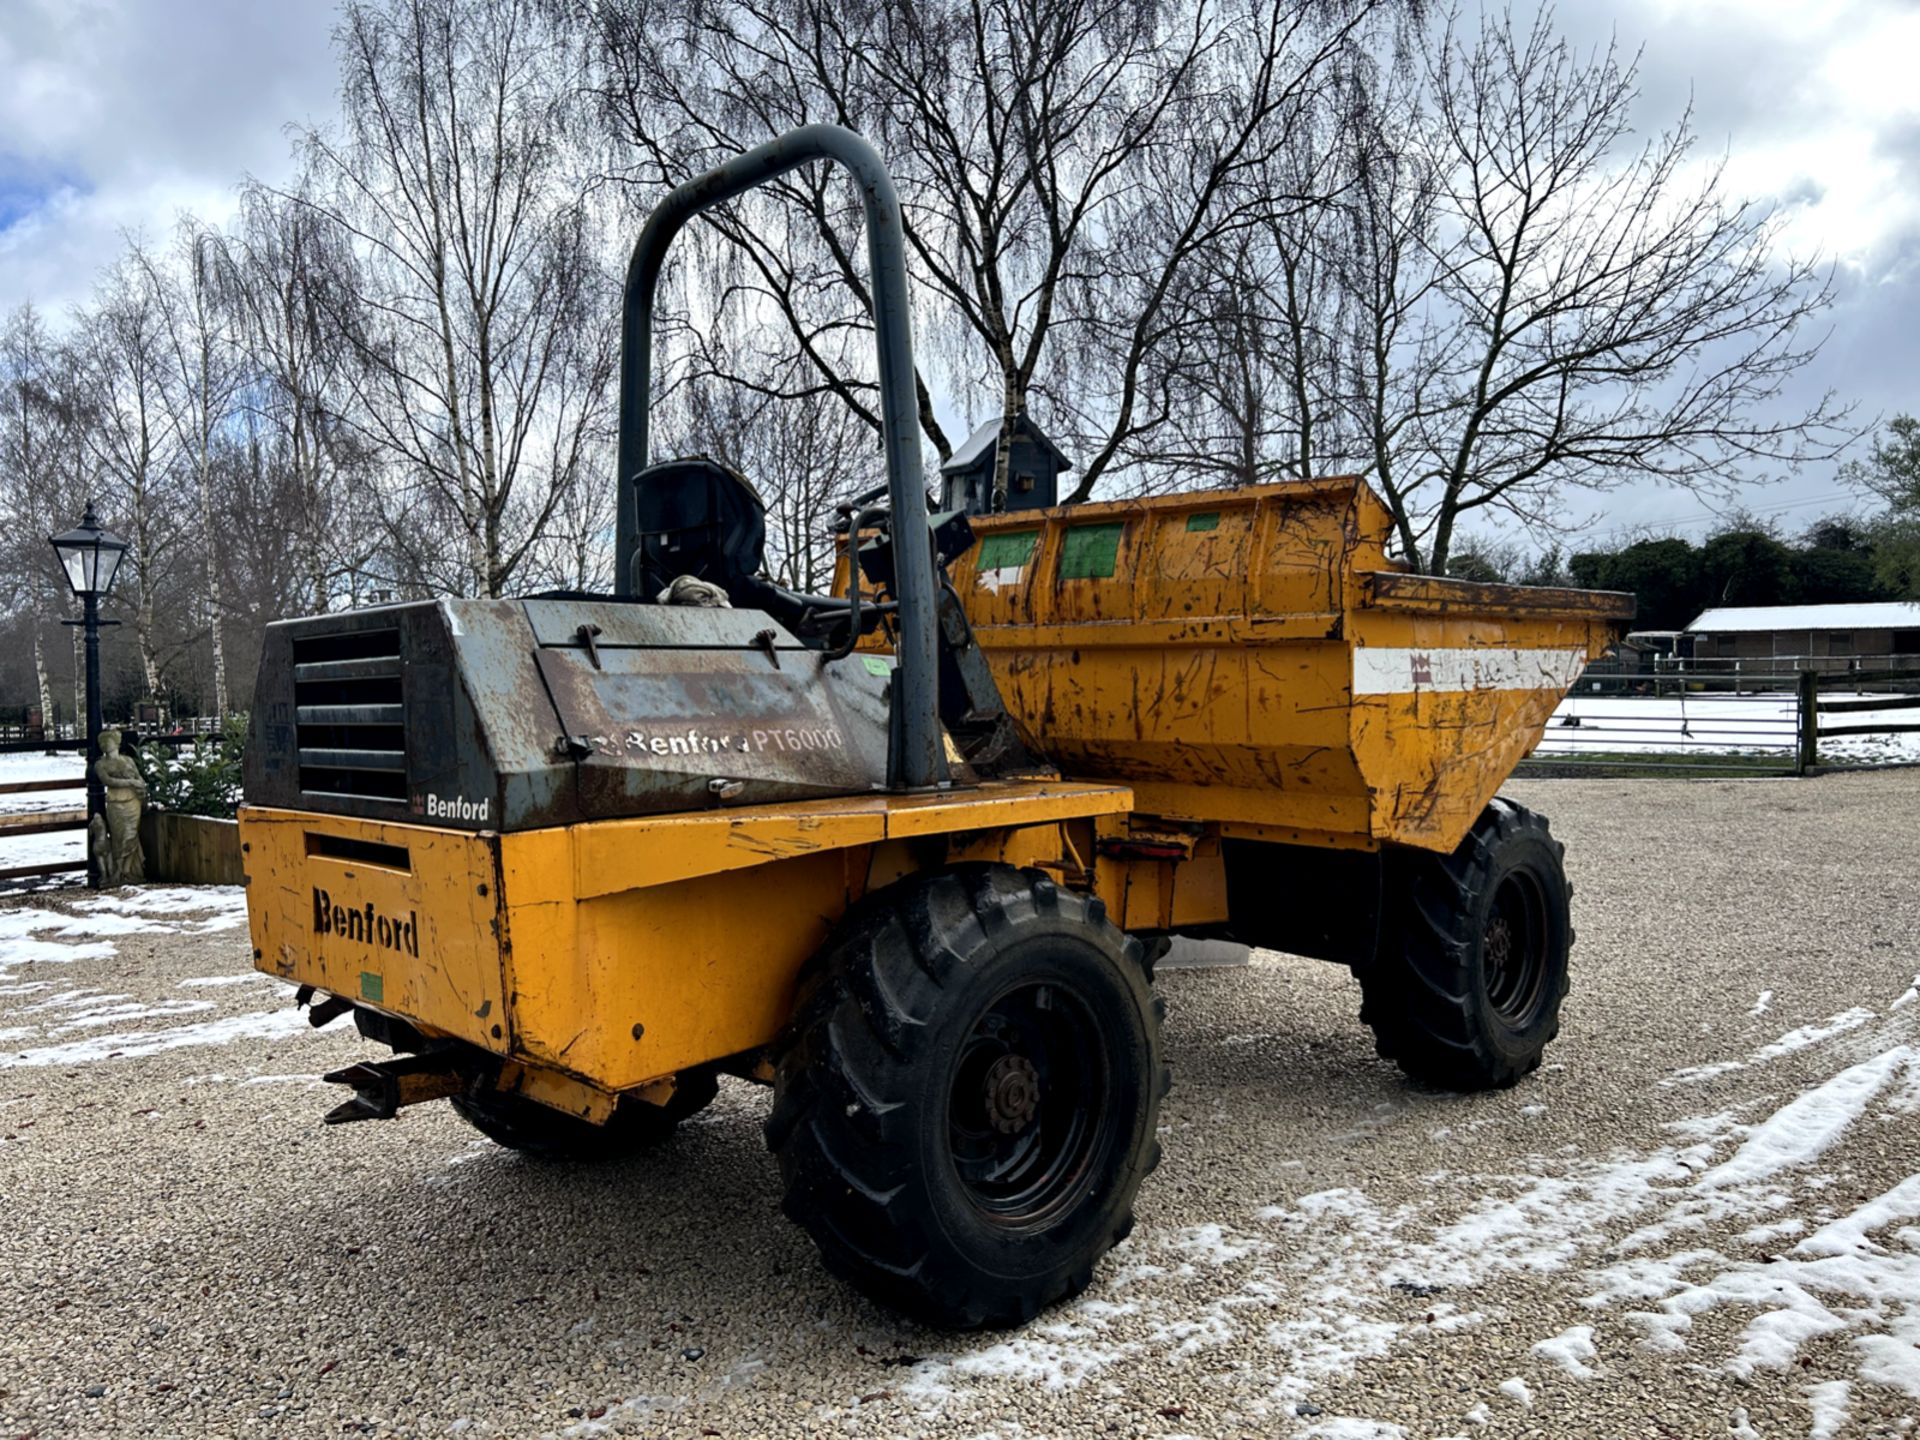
{"left": 1352, "top": 645, "right": 1588, "bottom": 696}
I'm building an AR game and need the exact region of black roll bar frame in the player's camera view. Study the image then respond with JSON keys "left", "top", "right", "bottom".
{"left": 613, "top": 124, "right": 945, "bottom": 791}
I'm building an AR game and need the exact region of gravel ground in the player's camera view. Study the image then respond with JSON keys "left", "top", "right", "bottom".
{"left": 2, "top": 771, "right": 1918, "bottom": 1439}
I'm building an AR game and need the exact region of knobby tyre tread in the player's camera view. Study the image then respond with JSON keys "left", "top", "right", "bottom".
{"left": 765, "top": 865, "right": 1169, "bottom": 1330}
{"left": 1359, "top": 798, "right": 1573, "bottom": 1090}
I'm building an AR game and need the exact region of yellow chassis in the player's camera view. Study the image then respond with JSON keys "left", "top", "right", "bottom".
{"left": 242, "top": 778, "right": 1270, "bottom": 1119}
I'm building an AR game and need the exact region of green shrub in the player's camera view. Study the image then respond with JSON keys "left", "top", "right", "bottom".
{"left": 135, "top": 714, "right": 247, "bottom": 819}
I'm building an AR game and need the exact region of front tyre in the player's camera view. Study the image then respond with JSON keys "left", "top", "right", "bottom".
{"left": 766, "top": 866, "right": 1168, "bottom": 1330}
{"left": 1359, "top": 799, "right": 1572, "bottom": 1090}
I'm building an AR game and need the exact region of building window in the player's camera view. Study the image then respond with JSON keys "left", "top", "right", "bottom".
{"left": 1015, "top": 472, "right": 1035, "bottom": 494}
{"left": 1828, "top": 631, "right": 1852, "bottom": 650}
{"left": 1894, "top": 629, "right": 1920, "bottom": 654}
{"left": 1715, "top": 634, "right": 1737, "bottom": 654}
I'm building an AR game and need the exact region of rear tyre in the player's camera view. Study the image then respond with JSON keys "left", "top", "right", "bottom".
{"left": 1358, "top": 798, "right": 1572, "bottom": 1090}
{"left": 765, "top": 865, "right": 1168, "bottom": 1330}
{"left": 451, "top": 1070, "right": 719, "bottom": 1161}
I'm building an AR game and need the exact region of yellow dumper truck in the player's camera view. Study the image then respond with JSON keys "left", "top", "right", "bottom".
{"left": 238, "top": 126, "right": 1632, "bottom": 1328}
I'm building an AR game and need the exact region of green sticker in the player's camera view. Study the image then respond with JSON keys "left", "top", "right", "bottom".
{"left": 976, "top": 530, "right": 1038, "bottom": 572}
{"left": 862, "top": 655, "right": 893, "bottom": 676}
{"left": 359, "top": 971, "right": 384, "bottom": 1004}
{"left": 1059, "top": 522, "right": 1125, "bottom": 580}
{"left": 1186, "top": 511, "right": 1220, "bottom": 533}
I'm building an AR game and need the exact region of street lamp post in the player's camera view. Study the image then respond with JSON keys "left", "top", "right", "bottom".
{"left": 50, "top": 502, "right": 128, "bottom": 889}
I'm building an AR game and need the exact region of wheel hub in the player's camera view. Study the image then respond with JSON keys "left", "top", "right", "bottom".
{"left": 1486, "top": 917, "right": 1512, "bottom": 973}
{"left": 983, "top": 1054, "right": 1040, "bottom": 1133}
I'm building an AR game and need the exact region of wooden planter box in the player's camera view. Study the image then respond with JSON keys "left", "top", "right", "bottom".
{"left": 137, "top": 810, "right": 244, "bottom": 887}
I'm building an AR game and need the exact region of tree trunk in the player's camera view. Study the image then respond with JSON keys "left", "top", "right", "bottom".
{"left": 200, "top": 465, "right": 229, "bottom": 720}
{"left": 33, "top": 631, "right": 54, "bottom": 737}
{"left": 70, "top": 621, "right": 83, "bottom": 738}
{"left": 990, "top": 371, "right": 1021, "bottom": 513}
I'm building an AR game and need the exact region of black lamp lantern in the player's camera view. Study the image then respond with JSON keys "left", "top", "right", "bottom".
{"left": 49, "top": 501, "right": 128, "bottom": 887}
{"left": 50, "top": 502, "right": 129, "bottom": 600}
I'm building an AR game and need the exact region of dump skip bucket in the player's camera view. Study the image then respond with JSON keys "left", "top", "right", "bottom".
{"left": 952, "top": 477, "right": 1633, "bottom": 852}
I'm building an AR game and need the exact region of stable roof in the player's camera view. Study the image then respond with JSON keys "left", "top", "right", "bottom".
{"left": 1686, "top": 602, "right": 1920, "bottom": 634}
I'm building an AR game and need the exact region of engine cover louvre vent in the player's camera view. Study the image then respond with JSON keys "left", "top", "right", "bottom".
{"left": 292, "top": 627, "right": 407, "bottom": 802}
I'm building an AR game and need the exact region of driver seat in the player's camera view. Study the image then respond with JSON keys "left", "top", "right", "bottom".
{"left": 631, "top": 457, "right": 769, "bottom": 604}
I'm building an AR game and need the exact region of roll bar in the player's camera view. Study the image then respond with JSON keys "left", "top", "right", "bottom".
{"left": 614, "top": 124, "right": 945, "bottom": 791}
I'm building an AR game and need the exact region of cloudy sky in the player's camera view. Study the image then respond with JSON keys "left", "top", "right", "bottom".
{"left": 1, "top": 0, "right": 1916, "bottom": 546}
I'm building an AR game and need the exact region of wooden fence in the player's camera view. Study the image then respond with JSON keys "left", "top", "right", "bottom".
{"left": 0, "top": 733, "right": 217, "bottom": 884}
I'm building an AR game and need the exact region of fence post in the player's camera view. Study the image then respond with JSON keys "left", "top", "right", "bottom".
{"left": 1796, "top": 669, "right": 1819, "bottom": 775}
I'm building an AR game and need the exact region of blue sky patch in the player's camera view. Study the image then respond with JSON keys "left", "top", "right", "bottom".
{"left": 0, "top": 158, "right": 89, "bottom": 235}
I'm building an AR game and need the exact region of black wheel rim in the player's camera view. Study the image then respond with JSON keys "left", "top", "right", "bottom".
{"left": 946, "top": 979, "right": 1111, "bottom": 1228}
{"left": 1484, "top": 868, "right": 1550, "bottom": 1026}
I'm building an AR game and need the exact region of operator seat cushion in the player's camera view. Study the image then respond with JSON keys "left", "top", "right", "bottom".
{"left": 632, "top": 457, "right": 768, "bottom": 603}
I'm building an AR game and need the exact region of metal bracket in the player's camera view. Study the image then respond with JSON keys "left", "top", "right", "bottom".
{"left": 575, "top": 622, "right": 604, "bottom": 670}
{"left": 321, "top": 1048, "right": 467, "bottom": 1124}
{"left": 751, "top": 627, "right": 782, "bottom": 670}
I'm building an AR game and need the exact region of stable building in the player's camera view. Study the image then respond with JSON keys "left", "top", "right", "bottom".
{"left": 938, "top": 413, "right": 1073, "bottom": 516}
{"left": 1684, "top": 602, "right": 1920, "bottom": 669}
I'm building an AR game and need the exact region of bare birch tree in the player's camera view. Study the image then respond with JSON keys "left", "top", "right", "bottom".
{"left": 0, "top": 306, "right": 93, "bottom": 732}
{"left": 1396, "top": 11, "right": 1851, "bottom": 571}
{"left": 137, "top": 225, "right": 247, "bottom": 719}
{"left": 294, "top": 0, "right": 618, "bottom": 598}
{"left": 68, "top": 258, "right": 186, "bottom": 708}
{"left": 229, "top": 181, "right": 378, "bottom": 613}
{"left": 590, "top": 0, "right": 1384, "bottom": 510}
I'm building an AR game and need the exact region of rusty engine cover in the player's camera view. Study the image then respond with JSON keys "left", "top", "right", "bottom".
{"left": 243, "top": 598, "right": 894, "bottom": 832}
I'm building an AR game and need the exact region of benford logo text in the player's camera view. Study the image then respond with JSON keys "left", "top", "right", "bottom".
{"left": 424, "top": 792, "right": 489, "bottom": 822}
{"left": 312, "top": 887, "right": 419, "bottom": 957}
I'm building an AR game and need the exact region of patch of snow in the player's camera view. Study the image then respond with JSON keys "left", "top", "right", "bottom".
{"left": 1461, "top": 1402, "right": 1490, "bottom": 1426}
{"left": 897, "top": 1336, "right": 1128, "bottom": 1398}
{"left": 1535, "top": 691, "right": 1920, "bottom": 764}
{"left": 1530, "top": 1324, "right": 1598, "bottom": 1379}
{"left": 51, "top": 998, "right": 214, "bottom": 1032}
{"left": 74, "top": 885, "right": 247, "bottom": 923}
{"left": 1667, "top": 1008, "right": 1881, "bottom": 1086}
{"left": 1497, "top": 1377, "right": 1533, "bottom": 1409}
{"left": 1751, "top": 990, "right": 1773, "bottom": 1016}
{"left": 1299, "top": 1422, "right": 1408, "bottom": 1439}
{"left": 179, "top": 973, "right": 265, "bottom": 988}
{"left": 0, "top": 1006, "right": 308, "bottom": 1067}
{"left": 1807, "top": 1379, "right": 1851, "bottom": 1440}
{"left": 1696, "top": 1046, "right": 1914, "bottom": 1189}
{"left": 1751, "top": 1008, "right": 1876, "bottom": 1064}
{"left": 1165, "top": 1223, "right": 1263, "bottom": 1267}
{"left": 1792, "top": 1173, "right": 1920, "bottom": 1258}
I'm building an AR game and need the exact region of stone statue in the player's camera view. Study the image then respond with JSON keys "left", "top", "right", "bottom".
{"left": 90, "top": 728, "right": 147, "bottom": 886}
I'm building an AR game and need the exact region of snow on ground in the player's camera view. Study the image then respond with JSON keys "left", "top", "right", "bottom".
{"left": 0, "top": 884, "right": 267, "bottom": 1067}
{"left": 2, "top": 771, "right": 1918, "bottom": 1438}
{"left": 873, "top": 997, "right": 1920, "bottom": 1434}
{"left": 1534, "top": 690, "right": 1920, "bottom": 764}
{"left": 0, "top": 750, "right": 86, "bottom": 884}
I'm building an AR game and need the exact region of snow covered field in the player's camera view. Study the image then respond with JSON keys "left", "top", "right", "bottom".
{"left": 2, "top": 771, "right": 1919, "bottom": 1437}
{"left": 1535, "top": 690, "right": 1920, "bottom": 766}
{"left": 0, "top": 749, "right": 86, "bottom": 881}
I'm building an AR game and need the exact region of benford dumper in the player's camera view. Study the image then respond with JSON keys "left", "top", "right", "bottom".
{"left": 238, "top": 124, "right": 1633, "bottom": 1329}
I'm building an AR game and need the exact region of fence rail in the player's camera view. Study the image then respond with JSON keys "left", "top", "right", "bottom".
{"left": 0, "top": 768, "right": 87, "bottom": 883}
{"left": 0, "top": 728, "right": 230, "bottom": 884}
{"left": 0, "top": 714, "right": 227, "bottom": 744}
{"left": 1519, "top": 667, "right": 1920, "bottom": 777}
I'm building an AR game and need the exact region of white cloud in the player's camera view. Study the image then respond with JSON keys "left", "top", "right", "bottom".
{"left": 0, "top": 0, "right": 339, "bottom": 318}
